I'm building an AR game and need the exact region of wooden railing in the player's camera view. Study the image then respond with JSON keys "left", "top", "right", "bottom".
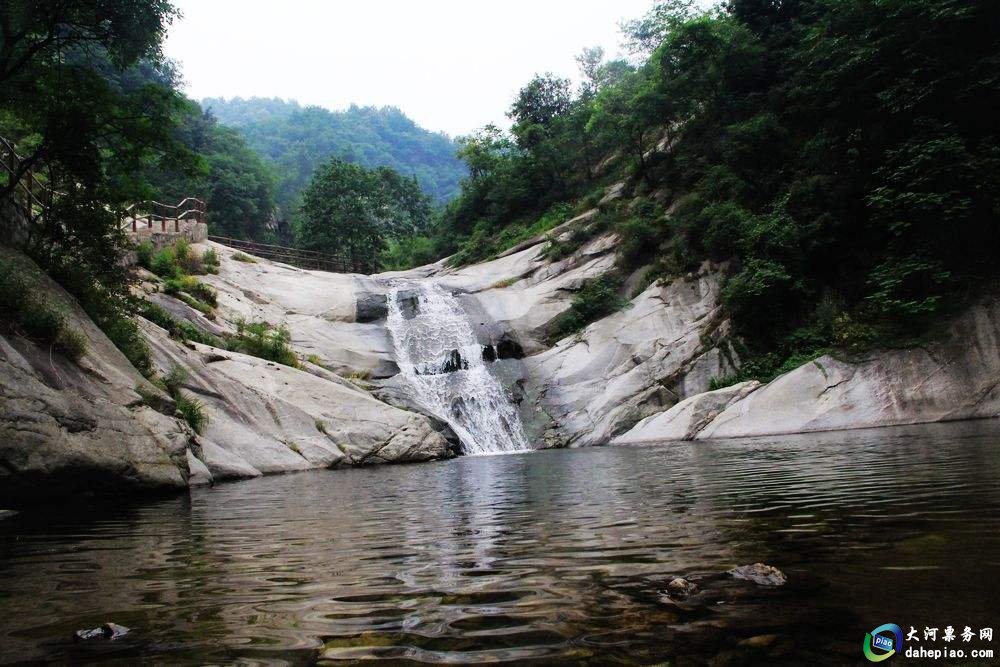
{"left": 208, "top": 235, "right": 350, "bottom": 273}
{"left": 0, "top": 136, "right": 55, "bottom": 220}
{"left": 126, "top": 198, "right": 207, "bottom": 232}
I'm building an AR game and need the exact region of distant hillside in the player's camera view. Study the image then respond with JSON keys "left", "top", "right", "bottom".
{"left": 202, "top": 97, "right": 466, "bottom": 210}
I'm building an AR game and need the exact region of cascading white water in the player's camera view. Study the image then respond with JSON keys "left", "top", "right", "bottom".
{"left": 385, "top": 282, "right": 529, "bottom": 455}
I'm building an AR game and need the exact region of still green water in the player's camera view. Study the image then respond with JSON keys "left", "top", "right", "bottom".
{"left": 1, "top": 421, "right": 999, "bottom": 665}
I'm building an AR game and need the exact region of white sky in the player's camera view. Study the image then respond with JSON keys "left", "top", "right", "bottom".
{"left": 163, "top": 0, "right": 658, "bottom": 137}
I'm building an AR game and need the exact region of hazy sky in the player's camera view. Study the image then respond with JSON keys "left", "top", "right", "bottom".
{"left": 164, "top": 0, "right": 658, "bottom": 137}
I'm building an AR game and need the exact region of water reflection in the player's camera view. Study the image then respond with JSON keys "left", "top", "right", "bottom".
{"left": 1, "top": 421, "right": 999, "bottom": 664}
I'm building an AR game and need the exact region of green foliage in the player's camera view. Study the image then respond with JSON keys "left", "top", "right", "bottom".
{"left": 708, "top": 374, "right": 740, "bottom": 392}
{"left": 138, "top": 300, "right": 221, "bottom": 346}
{"left": 227, "top": 319, "right": 298, "bottom": 367}
{"left": 161, "top": 365, "right": 209, "bottom": 433}
{"left": 163, "top": 275, "right": 217, "bottom": 307}
{"left": 541, "top": 209, "right": 613, "bottom": 263}
{"left": 380, "top": 236, "right": 438, "bottom": 271}
{"left": 0, "top": 256, "right": 87, "bottom": 361}
{"left": 297, "top": 159, "right": 433, "bottom": 273}
{"left": 231, "top": 251, "right": 257, "bottom": 263}
{"left": 451, "top": 203, "right": 575, "bottom": 266}
{"left": 202, "top": 248, "right": 219, "bottom": 268}
{"left": 150, "top": 247, "right": 181, "bottom": 279}
{"left": 1, "top": 0, "right": 191, "bottom": 296}
{"left": 615, "top": 202, "right": 666, "bottom": 270}
{"left": 175, "top": 394, "right": 208, "bottom": 434}
{"left": 136, "top": 242, "right": 155, "bottom": 270}
{"left": 143, "top": 100, "right": 277, "bottom": 242}
{"left": 547, "top": 275, "right": 628, "bottom": 344}
{"left": 430, "top": 0, "right": 1000, "bottom": 379}
{"left": 202, "top": 97, "right": 466, "bottom": 209}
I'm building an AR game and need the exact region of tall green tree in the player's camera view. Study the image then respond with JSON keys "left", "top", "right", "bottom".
{"left": 0, "top": 0, "right": 188, "bottom": 283}
{"left": 297, "top": 159, "right": 432, "bottom": 273}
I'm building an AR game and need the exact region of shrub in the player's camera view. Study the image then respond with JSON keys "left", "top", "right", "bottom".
{"left": 616, "top": 212, "right": 665, "bottom": 270}
{"left": 231, "top": 252, "right": 257, "bottom": 263}
{"left": 175, "top": 394, "right": 208, "bottom": 433}
{"left": 138, "top": 300, "right": 222, "bottom": 346}
{"left": 547, "top": 275, "right": 628, "bottom": 344}
{"left": 54, "top": 328, "right": 89, "bottom": 361}
{"left": 0, "top": 257, "right": 88, "bottom": 362}
{"left": 708, "top": 374, "right": 741, "bottom": 391}
{"left": 136, "top": 241, "right": 154, "bottom": 270}
{"left": 164, "top": 275, "right": 217, "bottom": 307}
{"left": 150, "top": 247, "right": 180, "bottom": 279}
{"left": 202, "top": 248, "right": 220, "bottom": 274}
{"left": 227, "top": 319, "right": 298, "bottom": 367}
{"left": 450, "top": 202, "right": 575, "bottom": 266}
{"left": 160, "top": 364, "right": 209, "bottom": 433}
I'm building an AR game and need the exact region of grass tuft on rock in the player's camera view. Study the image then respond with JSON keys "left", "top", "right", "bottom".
{"left": 227, "top": 319, "right": 298, "bottom": 367}
{"left": 546, "top": 274, "right": 628, "bottom": 345}
{"left": 161, "top": 364, "right": 210, "bottom": 433}
{"left": 0, "top": 256, "right": 87, "bottom": 362}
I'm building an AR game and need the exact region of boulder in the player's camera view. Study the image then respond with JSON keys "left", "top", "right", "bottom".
{"left": 0, "top": 249, "right": 191, "bottom": 505}
{"left": 729, "top": 563, "right": 787, "bottom": 586}
{"left": 74, "top": 622, "right": 130, "bottom": 641}
{"left": 142, "top": 319, "right": 451, "bottom": 476}
{"left": 521, "top": 264, "right": 738, "bottom": 446}
{"left": 614, "top": 381, "right": 760, "bottom": 443}
{"left": 698, "top": 299, "right": 1000, "bottom": 439}
{"left": 185, "top": 449, "right": 213, "bottom": 486}
{"left": 355, "top": 292, "right": 388, "bottom": 322}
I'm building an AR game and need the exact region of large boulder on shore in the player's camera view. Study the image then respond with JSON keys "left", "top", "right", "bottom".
{"left": 696, "top": 298, "right": 1000, "bottom": 438}
{"left": 141, "top": 320, "right": 451, "bottom": 480}
{"left": 0, "top": 250, "right": 191, "bottom": 505}
{"left": 614, "top": 381, "right": 761, "bottom": 443}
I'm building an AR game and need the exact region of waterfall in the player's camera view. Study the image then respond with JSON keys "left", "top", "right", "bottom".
{"left": 385, "top": 282, "right": 530, "bottom": 455}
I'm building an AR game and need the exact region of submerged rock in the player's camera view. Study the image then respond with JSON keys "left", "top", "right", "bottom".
{"left": 666, "top": 577, "right": 699, "bottom": 598}
{"left": 739, "top": 634, "right": 781, "bottom": 648}
{"left": 729, "top": 563, "right": 787, "bottom": 587}
{"left": 73, "top": 622, "right": 130, "bottom": 641}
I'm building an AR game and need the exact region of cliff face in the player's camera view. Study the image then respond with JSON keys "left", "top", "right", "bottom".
{"left": 0, "top": 247, "right": 452, "bottom": 506}
{"left": 380, "top": 205, "right": 999, "bottom": 447}
{"left": 0, "top": 253, "right": 191, "bottom": 504}
{"left": 3, "top": 205, "right": 998, "bottom": 504}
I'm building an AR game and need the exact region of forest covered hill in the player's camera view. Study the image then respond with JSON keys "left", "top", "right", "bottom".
{"left": 201, "top": 97, "right": 466, "bottom": 210}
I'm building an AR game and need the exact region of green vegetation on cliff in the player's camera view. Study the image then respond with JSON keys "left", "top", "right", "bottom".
{"left": 418, "top": 0, "right": 1000, "bottom": 379}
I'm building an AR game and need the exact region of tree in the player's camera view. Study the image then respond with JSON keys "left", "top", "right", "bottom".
{"left": 621, "top": 0, "right": 700, "bottom": 55}
{"left": 509, "top": 74, "right": 571, "bottom": 148}
{"left": 297, "top": 159, "right": 432, "bottom": 273}
{"left": 145, "top": 102, "right": 277, "bottom": 241}
{"left": 0, "top": 0, "right": 181, "bottom": 202}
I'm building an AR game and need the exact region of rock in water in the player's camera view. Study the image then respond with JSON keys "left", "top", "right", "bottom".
{"left": 354, "top": 292, "right": 388, "bottom": 322}
{"left": 74, "top": 622, "right": 130, "bottom": 641}
{"left": 666, "top": 577, "right": 699, "bottom": 598}
{"left": 728, "top": 563, "right": 787, "bottom": 586}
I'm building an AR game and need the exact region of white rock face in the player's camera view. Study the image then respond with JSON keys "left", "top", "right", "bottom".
{"left": 614, "top": 381, "right": 761, "bottom": 443}
{"left": 697, "top": 299, "right": 1000, "bottom": 438}
{"left": 521, "top": 266, "right": 738, "bottom": 446}
{"left": 377, "top": 220, "right": 739, "bottom": 448}
{"left": 0, "top": 250, "right": 190, "bottom": 504}
{"left": 141, "top": 318, "right": 451, "bottom": 480}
